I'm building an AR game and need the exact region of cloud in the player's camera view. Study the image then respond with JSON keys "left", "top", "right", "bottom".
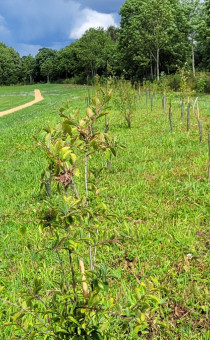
{"left": 0, "top": 0, "right": 81, "bottom": 44}
{"left": 0, "top": 0, "right": 122, "bottom": 55}
{"left": 69, "top": 8, "right": 117, "bottom": 39}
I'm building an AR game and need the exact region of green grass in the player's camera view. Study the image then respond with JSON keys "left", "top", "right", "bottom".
{"left": 0, "top": 92, "right": 35, "bottom": 111}
{"left": 0, "top": 84, "right": 209, "bottom": 339}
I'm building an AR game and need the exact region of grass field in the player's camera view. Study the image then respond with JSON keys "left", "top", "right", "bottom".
{"left": 0, "top": 83, "right": 209, "bottom": 339}
{"left": 0, "top": 92, "right": 34, "bottom": 111}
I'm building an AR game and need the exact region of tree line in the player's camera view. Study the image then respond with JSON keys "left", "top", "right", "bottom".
{"left": 0, "top": 0, "right": 209, "bottom": 86}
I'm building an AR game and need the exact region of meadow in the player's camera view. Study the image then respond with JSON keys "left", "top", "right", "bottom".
{"left": 0, "top": 91, "right": 34, "bottom": 112}
{"left": 0, "top": 83, "right": 209, "bottom": 339}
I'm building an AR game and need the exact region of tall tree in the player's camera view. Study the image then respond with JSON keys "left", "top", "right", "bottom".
{"left": 119, "top": 0, "right": 192, "bottom": 80}
{"left": 0, "top": 43, "right": 21, "bottom": 85}
{"left": 195, "top": 0, "right": 210, "bottom": 70}
{"left": 119, "top": 0, "right": 176, "bottom": 80}
{"left": 72, "top": 28, "right": 115, "bottom": 81}
{"left": 21, "top": 55, "right": 35, "bottom": 84}
{"left": 181, "top": 0, "right": 204, "bottom": 76}
{"left": 34, "top": 48, "right": 57, "bottom": 82}
{"left": 55, "top": 46, "right": 74, "bottom": 79}
{"left": 40, "top": 59, "right": 54, "bottom": 83}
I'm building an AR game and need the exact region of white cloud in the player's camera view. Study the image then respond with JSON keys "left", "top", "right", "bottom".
{"left": 0, "top": 0, "right": 120, "bottom": 55}
{"left": 69, "top": 8, "right": 117, "bottom": 39}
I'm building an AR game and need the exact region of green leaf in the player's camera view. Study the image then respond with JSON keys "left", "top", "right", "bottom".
{"left": 134, "top": 325, "right": 141, "bottom": 334}
{"left": 60, "top": 146, "right": 70, "bottom": 157}
{"left": 56, "top": 329, "right": 69, "bottom": 334}
{"left": 12, "top": 311, "right": 25, "bottom": 321}
{"left": 62, "top": 150, "right": 71, "bottom": 160}
{"left": 86, "top": 107, "right": 94, "bottom": 118}
{"left": 62, "top": 121, "right": 72, "bottom": 135}
{"left": 151, "top": 277, "right": 160, "bottom": 287}
{"left": 79, "top": 118, "right": 86, "bottom": 127}
{"left": 148, "top": 294, "right": 160, "bottom": 304}
{"left": 141, "top": 313, "right": 146, "bottom": 322}
{"left": 101, "top": 321, "right": 109, "bottom": 331}
{"left": 90, "top": 140, "right": 98, "bottom": 150}
{"left": 68, "top": 316, "right": 80, "bottom": 326}
{"left": 45, "top": 133, "right": 51, "bottom": 148}
{"left": 73, "top": 168, "right": 80, "bottom": 177}
{"left": 70, "top": 153, "right": 77, "bottom": 163}
{"left": 96, "top": 111, "right": 108, "bottom": 120}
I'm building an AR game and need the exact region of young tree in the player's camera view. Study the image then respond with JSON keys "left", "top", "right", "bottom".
{"left": 21, "top": 55, "right": 35, "bottom": 84}
{"left": 40, "top": 58, "right": 54, "bottom": 83}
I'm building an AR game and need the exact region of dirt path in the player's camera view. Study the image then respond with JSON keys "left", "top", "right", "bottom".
{"left": 0, "top": 89, "right": 44, "bottom": 118}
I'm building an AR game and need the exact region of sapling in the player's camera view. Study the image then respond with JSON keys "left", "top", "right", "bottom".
{"left": 17, "top": 92, "right": 121, "bottom": 338}
{"left": 114, "top": 79, "right": 137, "bottom": 128}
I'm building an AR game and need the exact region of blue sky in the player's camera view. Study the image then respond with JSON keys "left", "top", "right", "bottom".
{"left": 0, "top": 0, "right": 124, "bottom": 56}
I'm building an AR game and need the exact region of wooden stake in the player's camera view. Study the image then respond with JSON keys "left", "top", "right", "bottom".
{"left": 169, "top": 102, "right": 173, "bottom": 133}
{"left": 208, "top": 134, "right": 210, "bottom": 180}
{"left": 79, "top": 259, "right": 89, "bottom": 297}
{"left": 150, "top": 94, "right": 154, "bottom": 111}
{"left": 187, "top": 97, "right": 190, "bottom": 132}
{"left": 181, "top": 98, "right": 184, "bottom": 120}
{"left": 107, "top": 160, "right": 111, "bottom": 171}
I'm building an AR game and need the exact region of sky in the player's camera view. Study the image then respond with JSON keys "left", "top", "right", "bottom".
{"left": 0, "top": 0, "right": 124, "bottom": 57}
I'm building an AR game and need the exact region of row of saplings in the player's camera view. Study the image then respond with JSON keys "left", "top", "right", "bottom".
{"left": 5, "top": 85, "right": 166, "bottom": 339}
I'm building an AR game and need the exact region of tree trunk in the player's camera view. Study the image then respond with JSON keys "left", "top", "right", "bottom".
{"left": 47, "top": 74, "right": 50, "bottom": 83}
